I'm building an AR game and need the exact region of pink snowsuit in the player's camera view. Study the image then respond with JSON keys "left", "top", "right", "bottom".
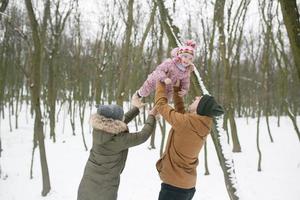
{"left": 138, "top": 58, "right": 193, "bottom": 100}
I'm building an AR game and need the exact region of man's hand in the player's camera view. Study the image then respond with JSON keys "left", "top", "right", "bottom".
{"left": 178, "top": 89, "right": 187, "bottom": 97}
{"left": 164, "top": 78, "right": 172, "bottom": 85}
{"left": 148, "top": 106, "right": 158, "bottom": 117}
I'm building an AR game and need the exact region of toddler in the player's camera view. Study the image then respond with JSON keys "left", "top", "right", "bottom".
{"left": 132, "top": 40, "right": 196, "bottom": 107}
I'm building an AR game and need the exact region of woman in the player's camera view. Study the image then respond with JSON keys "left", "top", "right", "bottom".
{"left": 77, "top": 104, "right": 156, "bottom": 200}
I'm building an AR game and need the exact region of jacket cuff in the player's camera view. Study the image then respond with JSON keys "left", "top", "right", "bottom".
{"left": 173, "top": 86, "right": 180, "bottom": 92}
{"left": 146, "top": 115, "right": 156, "bottom": 125}
{"left": 155, "top": 82, "right": 168, "bottom": 105}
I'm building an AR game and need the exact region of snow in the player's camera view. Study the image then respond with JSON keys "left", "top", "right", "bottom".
{"left": 215, "top": 116, "right": 241, "bottom": 198}
{"left": 0, "top": 104, "right": 300, "bottom": 200}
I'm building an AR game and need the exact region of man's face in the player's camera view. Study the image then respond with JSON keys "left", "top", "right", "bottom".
{"left": 188, "top": 96, "right": 202, "bottom": 113}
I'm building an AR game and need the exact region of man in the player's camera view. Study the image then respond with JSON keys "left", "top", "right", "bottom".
{"left": 154, "top": 81, "right": 224, "bottom": 200}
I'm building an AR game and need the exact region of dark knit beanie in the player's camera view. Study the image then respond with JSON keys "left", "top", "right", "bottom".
{"left": 96, "top": 104, "right": 124, "bottom": 120}
{"left": 196, "top": 95, "right": 224, "bottom": 117}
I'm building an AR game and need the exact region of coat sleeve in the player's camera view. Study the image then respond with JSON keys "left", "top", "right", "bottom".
{"left": 116, "top": 115, "right": 156, "bottom": 150}
{"left": 180, "top": 74, "right": 190, "bottom": 92}
{"left": 123, "top": 106, "right": 140, "bottom": 124}
{"left": 173, "top": 86, "right": 185, "bottom": 114}
{"left": 154, "top": 60, "right": 170, "bottom": 82}
{"left": 180, "top": 64, "right": 193, "bottom": 92}
{"left": 155, "top": 82, "right": 188, "bottom": 131}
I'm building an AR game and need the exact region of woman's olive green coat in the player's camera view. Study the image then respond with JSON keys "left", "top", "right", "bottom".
{"left": 77, "top": 107, "right": 156, "bottom": 200}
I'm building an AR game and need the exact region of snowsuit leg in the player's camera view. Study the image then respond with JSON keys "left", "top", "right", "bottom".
{"left": 138, "top": 75, "right": 157, "bottom": 97}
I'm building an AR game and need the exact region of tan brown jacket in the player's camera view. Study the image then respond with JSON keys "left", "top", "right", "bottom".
{"left": 155, "top": 82, "right": 213, "bottom": 189}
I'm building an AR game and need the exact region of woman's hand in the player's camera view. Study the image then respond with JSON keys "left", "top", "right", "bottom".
{"left": 131, "top": 92, "right": 145, "bottom": 108}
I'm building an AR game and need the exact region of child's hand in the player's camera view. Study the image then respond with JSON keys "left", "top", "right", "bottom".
{"left": 164, "top": 78, "right": 172, "bottom": 85}
{"left": 189, "top": 63, "right": 195, "bottom": 73}
{"left": 178, "top": 89, "right": 187, "bottom": 97}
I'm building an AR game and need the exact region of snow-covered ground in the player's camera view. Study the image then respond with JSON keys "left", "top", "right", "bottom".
{"left": 0, "top": 104, "right": 300, "bottom": 200}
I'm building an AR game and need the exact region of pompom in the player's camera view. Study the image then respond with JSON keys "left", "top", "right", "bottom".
{"left": 184, "top": 40, "right": 196, "bottom": 49}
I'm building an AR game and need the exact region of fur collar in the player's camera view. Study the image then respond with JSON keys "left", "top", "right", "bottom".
{"left": 89, "top": 114, "right": 128, "bottom": 134}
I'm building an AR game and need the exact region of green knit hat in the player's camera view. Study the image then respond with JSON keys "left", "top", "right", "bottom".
{"left": 197, "top": 95, "right": 224, "bottom": 117}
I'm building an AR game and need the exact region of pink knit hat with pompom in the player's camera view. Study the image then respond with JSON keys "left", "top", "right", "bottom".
{"left": 171, "top": 40, "right": 196, "bottom": 58}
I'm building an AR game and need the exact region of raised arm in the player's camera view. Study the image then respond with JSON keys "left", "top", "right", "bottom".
{"left": 154, "top": 82, "right": 188, "bottom": 130}
{"left": 180, "top": 75, "right": 190, "bottom": 93}
{"left": 116, "top": 115, "right": 156, "bottom": 150}
{"left": 173, "top": 86, "right": 185, "bottom": 114}
{"left": 123, "top": 106, "right": 140, "bottom": 124}
{"left": 154, "top": 59, "right": 172, "bottom": 81}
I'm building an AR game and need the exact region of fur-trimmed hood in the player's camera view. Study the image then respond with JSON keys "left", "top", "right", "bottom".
{"left": 89, "top": 114, "right": 128, "bottom": 134}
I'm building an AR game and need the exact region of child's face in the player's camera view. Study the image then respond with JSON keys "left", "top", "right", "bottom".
{"left": 180, "top": 53, "right": 193, "bottom": 66}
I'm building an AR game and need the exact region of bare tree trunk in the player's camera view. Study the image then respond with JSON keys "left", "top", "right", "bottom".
{"left": 272, "top": 8, "right": 300, "bottom": 142}
{"left": 210, "top": 117, "right": 240, "bottom": 200}
{"left": 260, "top": 0, "right": 275, "bottom": 143}
{"left": 148, "top": 104, "right": 157, "bottom": 149}
{"left": 79, "top": 102, "right": 88, "bottom": 151}
{"left": 265, "top": 115, "right": 274, "bottom": 143}
{"left": 15, "top": 88, "right": 20, "bottom": 129}
{"left": 0, "top": 111, "right": 3, "bottom": 178}
{"left": 116, "top": 0, "right": 134, "bottom": 105}
{"left": 25, "top": 0, "right": 51, "bottom": 195}
{"left": 223, "top": 113, "right": 230, "bottom": 144}
{"left": 148, "top": 103, "right": 156, "bottom": 150}
{"left": 48, "top": 56, "right": 56, "bottom": 142}
{"left": 0, "top": 122, "right": 3, "bottom": 179}
{"left": 285, "top": 100, "right": 300, "bottom": 141}
{"left": 148, "top": 20, "right": 166, "bottom": 152}
{"left": 204, "top": 141, "right": 210, "bottom": 175}
{"left": 8, "top": 101, "right": 12, "bottom": 132}
{"left": 279, "top": 0, "right": 300, "bottom": 81}
{"left": 156, "top": 0, "right": 179, "bottom": 47}
{"left": 236, "top": 61, "right": 242, "bottom": 117}
{"left": 93, "top": 21, "right": 109, "bottom": 105}
{"left": 61, "top": 102, "right": 67, "bottom": 135}
{"left": 68, "top": 94, "right": 76, "bottom": 136}
{"left": 47, "top": 1, "right": 72, "bottom": 143}
{"left": 256, "top": 109, "right": 262, "bottom": 172}
{"left": 158, "top": 118, "right": 166, "bottom": 157}
{"left": 30, "top": 143, "right": 36, "bottom": 179}
{"left": 0, "top": 117, "right": 2, "bottom": 158}
{"left": 0, "top": 0, "right": 9, "bottom": 20}
{"left": 214, "top": 0, "right": 241, "bottom": 153}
